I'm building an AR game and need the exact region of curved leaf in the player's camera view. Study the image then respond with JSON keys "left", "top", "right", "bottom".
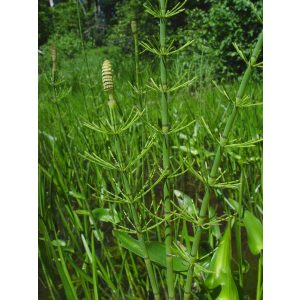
{"left": 205, "top": 225, "right": 232, "bottom": 289}
{"left": 114, "top": 231, "right": 209, "bottom": 273}
{"left": 174, "top": 189, "right": 198, "bottom": 216}
{"left": 92, "top": 208, "right": 120, "bottom": 224}
{"left": 146, "top": 241, "right": 189, "bottom": 272}
{"left": 243, "top": 210, "right": 263, "bottom": 255}
{"left": 113, "top": 231, "right": 144, "bottom": 258}
{"left": 216, "top": 276, "right": 239, "bottom": 300}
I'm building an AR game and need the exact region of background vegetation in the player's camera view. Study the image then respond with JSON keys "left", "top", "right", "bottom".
{"left": 39, "top": 0, "right": 262, "bottom": 78}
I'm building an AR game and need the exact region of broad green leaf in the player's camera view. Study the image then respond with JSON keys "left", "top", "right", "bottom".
{"left": 76, "top": 208, "right": 121, "bottom": 224}
{"left": 243, "top": 210, "right": 263, "bottom": 255}
{"left": 114, "top": 231, "right": 209, "bottom": 273}
{"left": 146, "top": 241, "right": 189, "bottom": 272}
{"left": 51, "top": 239, "right": 66, "bottom": 247}
{"left": 69, "top": 190, "right": 85, "bottom": 200}
{"left": 113, "top": 231, "right": 144, "bottom": 258}
{"left": 205, "top": 226, "right": 232, "bottom": 289}
{"left": 174, "top": 189, "right": 198, "bottom": 216}
{"left": 92, "top": 208, "right": 120, "bottom": 224}
{"left": 50, "top": 239, "right": 74, "bottom": 253}
{"left": 216, "top": 276, "right": 239, "bottom": 300}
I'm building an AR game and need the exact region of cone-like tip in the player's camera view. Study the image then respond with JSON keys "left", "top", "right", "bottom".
{"left": 51, "top": 45, "right": 57, "bottom": 63}
{"left": 131, "top": 20, "right": 137, "bottom": 35}
{"left": 102, "top": 60, "right": 114, "bottom": 92}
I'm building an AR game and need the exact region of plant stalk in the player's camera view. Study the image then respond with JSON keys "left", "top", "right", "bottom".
{"left": 131, "top": 20, "right": 143, "bottom": 108}
{"left": 256, "top": 252, "right": 263, "bottom": 300}
{"left": 183, "top": 31, "right": 263, "bottom": 300}
{"left": 109, "top": 102, "right": 161, "bottom": 300}
{"left": 235, "top": 171, "right": 244, "bottom": 288}
{"left": 158, "top": 0, "right": 175, "bottom": 299}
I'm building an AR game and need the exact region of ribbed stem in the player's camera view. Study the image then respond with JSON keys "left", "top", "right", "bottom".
{"left": 51, "top": 45, "right": 57, "bottom": 82}
{"left": 158, "top": 0, "right": 175, "bottom": 299}
{"left": 236, "top": 172, "right": 244, "bottom": 287}
{"left": 183, "top": 31, "right": 263, "bottom": 300}
{"left": 132, "top": 22, "right": 142, "bottom": 108}
{"left": 132, "top": 22, "right": 148, "bottom": 238}
{"left": 109, "top": 106, "right": 160, "bottom": 300}
{"left": 256, "top": 252, "right": 263, "bottom": 300}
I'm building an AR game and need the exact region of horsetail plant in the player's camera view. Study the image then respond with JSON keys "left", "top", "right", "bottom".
{"left": 51, "top": 44, "right": 57, "bottom": 81}
{"left": 130, "top": 20, "right": 143, "bottom": 108}
{"left": 157, "top": 1, "right": 174, "bottom": 298}
{"left": 183, "top": 31, "right": 263, "bottom": 300}
{"left": 141, "top": 1, "right": 196, "bottom": 298}
{"left": 97, "top": 60, "right": 161, "bottom": 299}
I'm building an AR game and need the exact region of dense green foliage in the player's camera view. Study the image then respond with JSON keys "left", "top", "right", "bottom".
{"left": 177, "top": 0, "right": 262, "bottom": 77}
{"left": 39, "top": 0, "right": 53, "bottom": 46}
{"left": 39, "top": 0, "right": 262, "bottom": 77}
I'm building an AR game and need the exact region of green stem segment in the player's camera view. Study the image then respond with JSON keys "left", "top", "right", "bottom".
{"left": 235, "top": 172, "right": 244, "bottom": 287}
{"left": 109, "top": 101, "right": 161, "bottom": 300}
{"left": 183, "top": 31, "right": 263, "bottom": 300}
{"left": 159, "top": 0, "right": 175, "bottom": 299}
{"left": 256, "top": 252, "right": 263, "bottom": 300}
{"left": 131, "top": 21, "right": 142, "bottom": 108}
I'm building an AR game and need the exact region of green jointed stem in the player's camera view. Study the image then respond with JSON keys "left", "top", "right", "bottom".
{"left": 183, "top": 31, "right": 263, "bottom": 300}
{"left": 256, "top": 253, "right": 263, "bottom": 300}
{"left": 131, "top": 21, "right": 142, "bottom": 107}
{"left": 159, "top": 0, "right": 175, "bottom": 299}
{"left": 236, "top": 172, "right": 244, "bottom": 287}
{"left": 109, "top": 102, "right": 161, "bottom": 300}
{"left": 132, "top": 21, "right": 149, "bottom": 241}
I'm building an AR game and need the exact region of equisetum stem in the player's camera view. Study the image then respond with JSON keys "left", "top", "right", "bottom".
{"left": 51, "top": 45, "right": 57, "bottom": 82}
{"left": 134, "top": 36, "right": 140, "bottom": 92}
{"left": 158, "top": 0, "right": 175, "bottom": 299}
{"left": 235, "top": 172, "right": 244, "bottom": 287}
{"left": 148, "top": 156, "right": 162, "bottom": 242}
{"left": 183, "top": 31, "right": 263, "bottom": 300}
{"left": 256, "top": 252, "right": 263, "bottom": 300}
{"left": 131, "top": 21, "right": 142, "bottom": 108}
{"left": 132, "top": 21, "right": 148, "bottom": 236}
{"left": 109, "top": 104, "right": 161, "bottom": 300}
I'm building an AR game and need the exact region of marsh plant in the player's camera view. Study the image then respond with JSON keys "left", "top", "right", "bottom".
{"left": 38, "top": 1, "right": 263, "bottom": 299}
